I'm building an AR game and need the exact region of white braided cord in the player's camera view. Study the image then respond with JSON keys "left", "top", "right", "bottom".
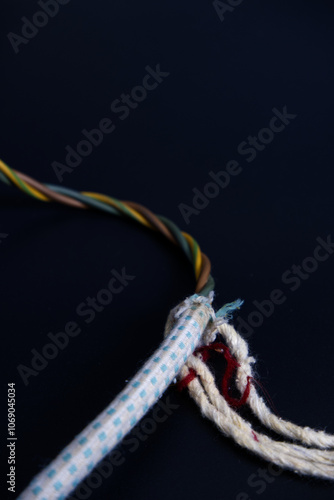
{"left": 181, "top": 320, "right": 334, "bottom": 480}
{"left": 17, "top": 292, "right": 334, "bottom": 500}
{"left": 17, "top": 294, "right": 215, "bottom": 500}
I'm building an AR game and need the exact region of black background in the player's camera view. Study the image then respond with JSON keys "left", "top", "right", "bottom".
{"left": 1, "top": 1, "right": 334, "bottom": 499}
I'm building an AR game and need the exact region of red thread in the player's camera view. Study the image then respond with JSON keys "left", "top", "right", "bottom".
{"left": 223, "top": 375, "right": 252, "bottom": 409}
{"left": 177, "top": 368, "right": 197, "bottom": 391}
{"left": 252, "top": 431, "right": 259, "bottom": 442}
{"left": 249, "top": 376, "right": 280, "bottom": 417}
{"left": 207, "top": 343, "right": 251, "bottom": 408}
{"left": 195, "top": 345, "right": 212, "bottom": 362}
{"left": 177, "top": 342, "right": 252, "bottom": 408}
{"left": 196, "top": 342, "right": 226, "bottom": 360}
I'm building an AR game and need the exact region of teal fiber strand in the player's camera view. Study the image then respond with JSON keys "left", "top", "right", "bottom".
{"left": 216, "top": 298, "right": 244, "bottom": 319}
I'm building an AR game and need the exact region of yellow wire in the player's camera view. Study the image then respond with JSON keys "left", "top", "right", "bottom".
{"left": 0, "top": 160, "right": 49, "bottom": 202}
{"left": 23, "top": 184, "right": 50, "bottom": 202}
{"left": 85, "top": 193, "right": 203, "bottom": 278}
{"left": 182, "top": 231, "right": 202, "bottom": 279}
{"left": 82, "top": 192, "right": 153, "bottom": 229}
{"left": 0, "top": 162, "right": 204, "bottom": 281}
{"left": 84, "top": 193, "right": 202, "bottom": 277}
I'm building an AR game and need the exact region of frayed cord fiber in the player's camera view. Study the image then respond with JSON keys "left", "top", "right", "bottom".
{"left": 180, "top": 312, "right": 334, "bottom": 480}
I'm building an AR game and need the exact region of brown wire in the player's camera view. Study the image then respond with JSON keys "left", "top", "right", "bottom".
{"left": 124, "top": 201, "right": 177, "bottom": 244}
{"left": 17, "top": 171, "right": 87, "bottom": 209}
{"left": 15, "top": 170, "right": 212, "bottom": 292}
{"left": 125, "top": 201, "right": 212, "bottom": 290}
{"left": 196, "top": 253, "right": 211, "bottom": 293}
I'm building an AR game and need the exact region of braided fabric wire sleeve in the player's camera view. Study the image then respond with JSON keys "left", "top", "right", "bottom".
{"left": 2, "top": 159, "right": 334, "bottom": 493}
{"left": 0, "top": 160, "right": 219, "bottom": 499}
{"left": 17, "top": 296, "right": 215, "bottom": 500}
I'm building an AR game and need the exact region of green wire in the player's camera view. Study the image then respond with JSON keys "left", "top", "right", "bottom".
{"left": 0, "top": 171, "right": 10, "bottom": 185}
{"left": 0, "top": 175, "right": 215, "bottom": 296}
{"left": 48, "top": 185, "right": 214, "bottom": 295}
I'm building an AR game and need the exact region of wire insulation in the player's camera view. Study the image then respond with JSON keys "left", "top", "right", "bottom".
{"left": 0, "top": 159, "right": 214, "bottom": 295}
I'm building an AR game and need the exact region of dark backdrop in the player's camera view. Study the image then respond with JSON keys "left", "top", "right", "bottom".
{"left": 1, "top": 1, "right": 334, "bottom": 499}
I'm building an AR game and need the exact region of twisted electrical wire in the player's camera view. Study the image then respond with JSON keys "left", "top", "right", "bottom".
{"left": 0, "top": 159, "right": 214, "bottom": 295}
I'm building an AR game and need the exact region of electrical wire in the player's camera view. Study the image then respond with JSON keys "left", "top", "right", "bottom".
{"left": 0, "top": 159, "right": 214, "bottom": 295}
